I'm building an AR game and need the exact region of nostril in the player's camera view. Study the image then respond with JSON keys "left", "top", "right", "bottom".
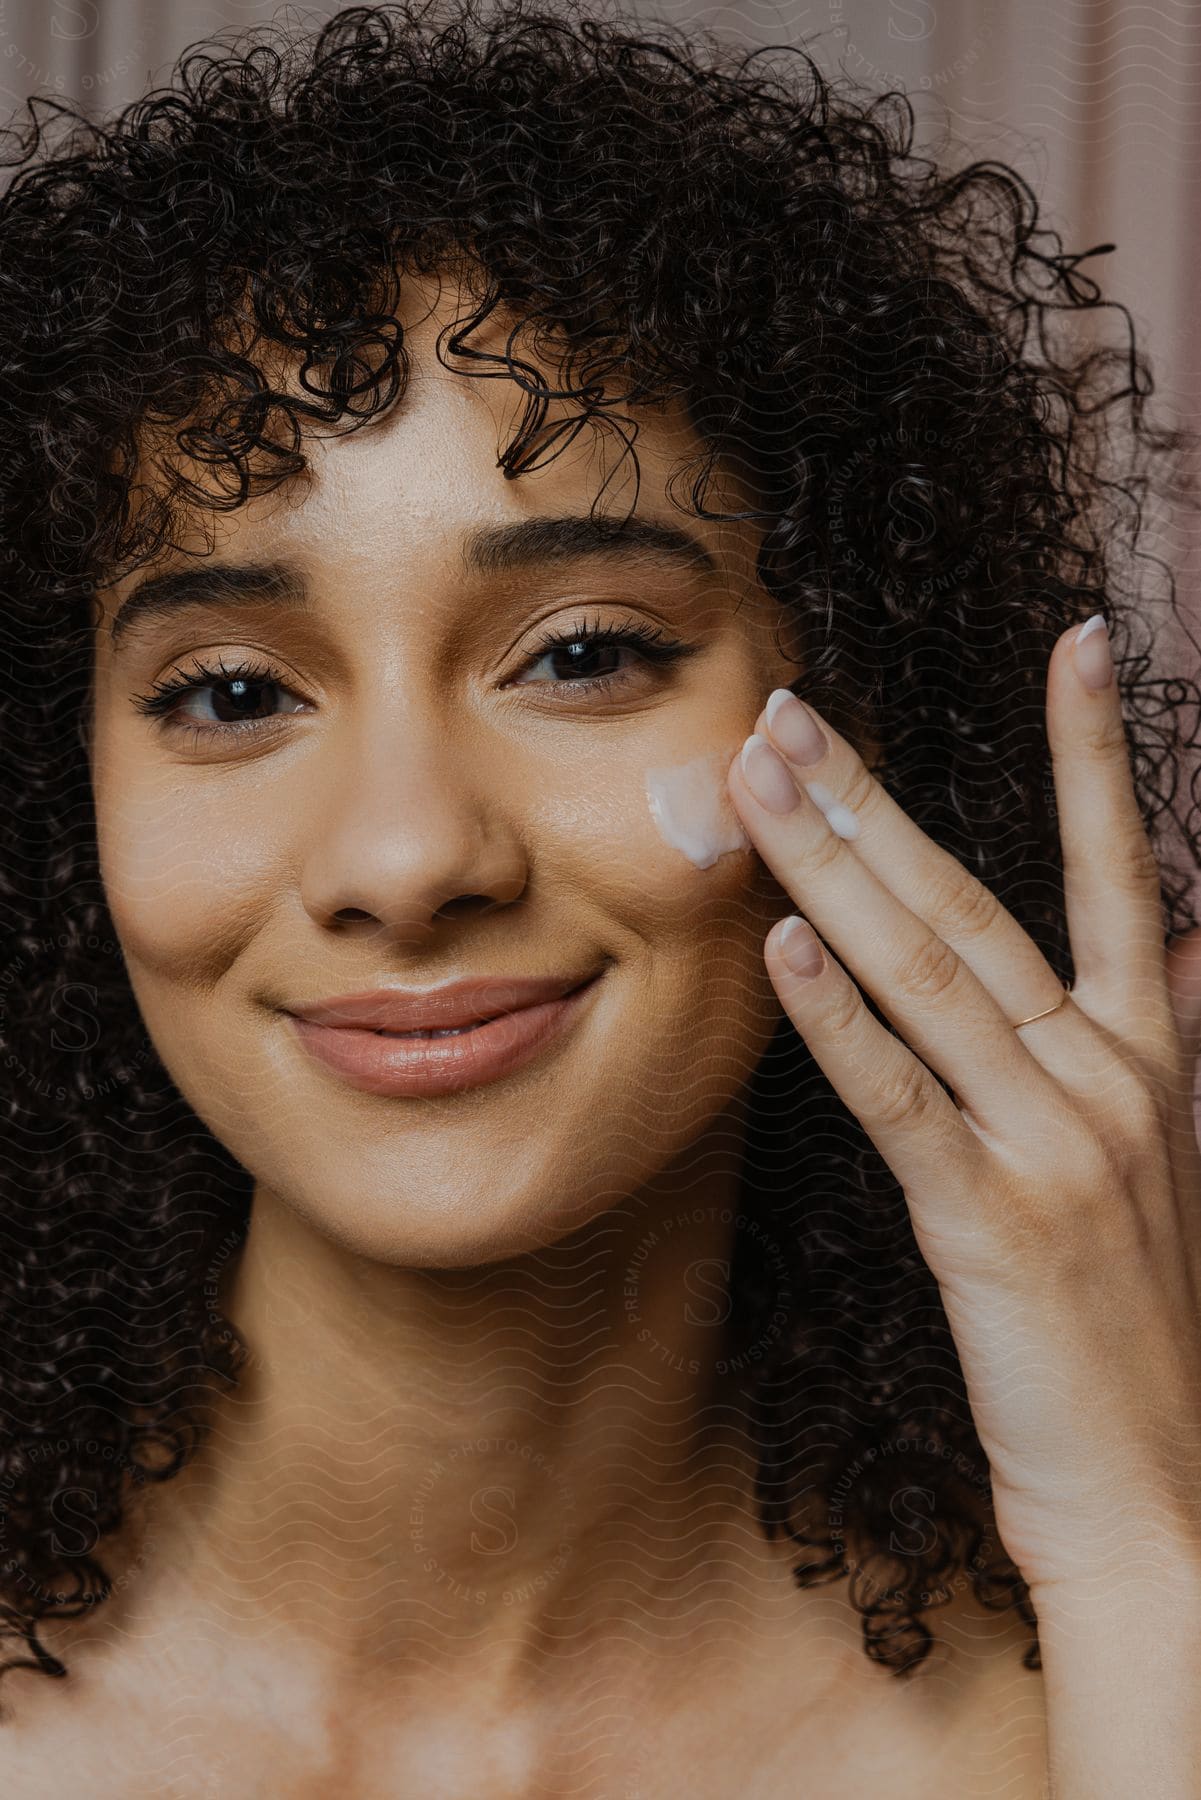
{"left": 434, "top": 894, "right": 499, "bottom": 922}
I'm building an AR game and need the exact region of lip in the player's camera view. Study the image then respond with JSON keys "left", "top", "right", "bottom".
{"left": 284, "top": 969, "right": 607, "bottom": 1098}
{"left": 284, "top": 972, "right": 598, "bottom": 1033}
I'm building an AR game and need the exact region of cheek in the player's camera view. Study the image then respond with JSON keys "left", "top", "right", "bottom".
{"left": 557, "top": 744, "right": 778, "bottom": 1018}
{"left": 93, "top": 739, "right": 775, "bottom": 996}
{"left": 542, "top": 741, "right": 751, "bottom": 908}
{"left": 644, "top": 749, "right": 749, "bottom": 872}
{"left": 95, "top": 771, "right": 274, "bottom": 984}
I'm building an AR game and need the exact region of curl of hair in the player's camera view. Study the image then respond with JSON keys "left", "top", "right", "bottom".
{"left": 0, "top": 0, "right": 1197, "bottom": 1698}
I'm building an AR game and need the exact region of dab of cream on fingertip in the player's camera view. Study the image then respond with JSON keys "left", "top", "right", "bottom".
{"left": 645, "top": 753, "right": 751, "bottom": 869}
{"left": 803, "top": 779, "right": 860, "bottom": 841}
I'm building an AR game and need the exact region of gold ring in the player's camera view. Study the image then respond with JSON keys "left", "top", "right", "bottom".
{"left": 1011, "top": 979, "right": 1072, "bottom": 1030}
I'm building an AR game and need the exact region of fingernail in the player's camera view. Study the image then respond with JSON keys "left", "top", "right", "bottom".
{"left": 765, "top": 688, "right": 827, "bottom": 765}
{"left": 778, "top": 913, "right": 824, "bottom": 978}
{"left": 1073, "top": 614, "right": 1113, "bottom": 691}
{"left": 740, "top": 734, "right": 801, "bottom": 814}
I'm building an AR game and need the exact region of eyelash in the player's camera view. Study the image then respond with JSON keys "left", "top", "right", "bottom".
{"left": 127, "top": 614, "right": 700, "bottom": 747}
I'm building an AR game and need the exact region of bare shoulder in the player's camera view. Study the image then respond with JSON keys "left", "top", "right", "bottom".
{"left": 642, "top": 1572, "right": 1049, "bottom": 1800}
{"left": 767, "top": 1587, "right": 1049, "bottom": 1800}
{"left": 0, "top": 1647, "right": 333, "bottom": 1800}
{"left": 0, "top": 1572, "right": 334, "bottom": 1800}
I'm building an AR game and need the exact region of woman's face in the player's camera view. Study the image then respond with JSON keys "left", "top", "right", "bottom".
{"left": 88, "top": 282, "right": 804, "bottom": 1266}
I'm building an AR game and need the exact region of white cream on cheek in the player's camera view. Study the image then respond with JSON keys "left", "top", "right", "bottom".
{"left": 644, "top": 751, "right": 751, "bottom": 870}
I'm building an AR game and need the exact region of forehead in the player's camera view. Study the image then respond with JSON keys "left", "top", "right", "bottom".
{"left": 209, "top": 363, "right": 714, "bottom": 566}
{"left": 101, "top": 268, "right": 761, "bottom": 614}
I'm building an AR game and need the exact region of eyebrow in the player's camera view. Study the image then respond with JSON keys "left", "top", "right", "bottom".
{"left": 108, "top": 513, "right": 721, "bottom": 650}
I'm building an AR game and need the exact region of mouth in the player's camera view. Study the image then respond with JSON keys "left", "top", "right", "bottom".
{"left": 372, "top": 1021, "right": 504, "bottom": 1039}
{"left": 285, "top": 968, "right": 607, "bottom": 1098}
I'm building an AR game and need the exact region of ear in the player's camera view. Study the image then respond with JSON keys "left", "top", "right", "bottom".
{"left": 1165, "top": 925, "right": 1201, "bottom": 1067}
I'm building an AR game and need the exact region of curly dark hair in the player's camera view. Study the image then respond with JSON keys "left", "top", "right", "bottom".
{"left": 0, "top": 0, "right": 1197, "bottom": 1700}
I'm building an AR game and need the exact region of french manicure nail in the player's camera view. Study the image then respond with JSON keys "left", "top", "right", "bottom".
{"left": 778, "top": 913, "right": 824, "bottom": 979}
{"left": 1073, "top": 614, "right": 1113, "bottom": 691}
{"left": 765, "top": 688, "right": 827, "bottom": 765}
{"left": 740, "top": 734, "right": 801, "bottom": 814}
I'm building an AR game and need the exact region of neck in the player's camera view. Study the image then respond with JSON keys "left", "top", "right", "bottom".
{"left": 132, "top": 1096, "right": 801, "bottom": 1695}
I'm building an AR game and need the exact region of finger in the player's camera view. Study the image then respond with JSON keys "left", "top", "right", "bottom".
{"left": 1046, "top": 614, "right": 1175, "bottom": 1053}
{"left": 726, "top": 731, "right": 1069, "bottom": 1145}
{"left": 744, "top": 685, "right": 1070, "bottom": 1028}
{"left": 733, "top": 682, "right": 1097, "bottom": 1101}
{"left": 1165, "top": 926, "right": 1201, "bottom": 1067}
{"left": 764, "top": 911, "right": 983, "bottom": 1206}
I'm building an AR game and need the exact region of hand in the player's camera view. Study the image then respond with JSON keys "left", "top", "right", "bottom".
{"left": 726, "top": 617, "right": 1201, "bottom": 1601}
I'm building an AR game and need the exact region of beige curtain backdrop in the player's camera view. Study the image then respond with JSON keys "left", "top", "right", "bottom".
{"left": 3, "top": 0, "right": 1199, "bottom": 800}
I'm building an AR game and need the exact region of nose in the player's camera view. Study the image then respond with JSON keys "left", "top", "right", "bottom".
{"left": 297, "top": 703, "right": 529, "bottom": 942}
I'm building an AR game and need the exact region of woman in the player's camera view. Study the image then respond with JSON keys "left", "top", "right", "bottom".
{"left": 0, "top": 0, "right": 1199, "bottom": 1791}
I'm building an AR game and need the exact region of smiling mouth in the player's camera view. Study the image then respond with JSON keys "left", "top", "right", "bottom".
{"left": 286, "top": 970, "right": 608, "bottom": 1098}
{"left": 370, "top": 976, "right": 598, "bottom": 1037}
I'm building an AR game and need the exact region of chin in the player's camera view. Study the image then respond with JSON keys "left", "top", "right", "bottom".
{"left": 256, "top": 1149, "right": 631, "bottom": 1269}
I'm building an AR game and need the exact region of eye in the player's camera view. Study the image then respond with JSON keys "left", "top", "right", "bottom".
{"left": 127, "top": 614, "right": 702, "bottom": 747}
{"left": 128, "top": 654, "right": 308, "bottom": 744}
{"left": 510, "top": 612, "right": 700, "bottom": 696}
